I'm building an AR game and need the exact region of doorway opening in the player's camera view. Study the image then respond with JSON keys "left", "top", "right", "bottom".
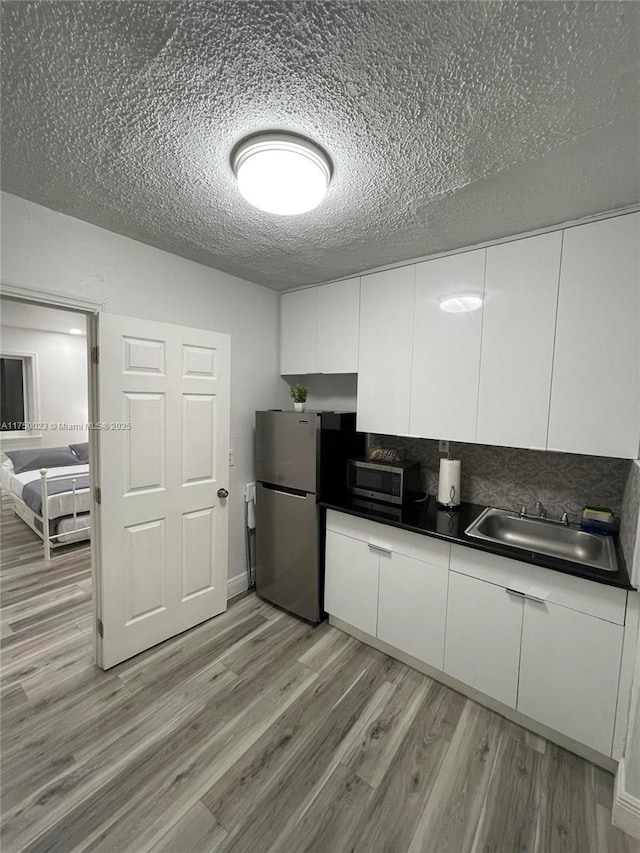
{"left": 0, "top": 293, "right": 100, "bottom": 666}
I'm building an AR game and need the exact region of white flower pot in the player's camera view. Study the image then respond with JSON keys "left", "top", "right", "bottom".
{"left": 294, "top": 402, "right": 306, "bottom": 412}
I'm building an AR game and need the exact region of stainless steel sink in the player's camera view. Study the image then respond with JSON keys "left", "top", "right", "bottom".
{"left": 465, "top": 507, "right": 617, "bottom": 573}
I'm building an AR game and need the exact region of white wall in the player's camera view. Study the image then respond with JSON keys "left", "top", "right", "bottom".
{"left": 1, "top": 191, "right": 283, "bottom": 582}
{"left": 281, "top": 373, "right": 357, "bottom": 412}
{"left": 0, "top": 324, "right": 89, "bottom": 449}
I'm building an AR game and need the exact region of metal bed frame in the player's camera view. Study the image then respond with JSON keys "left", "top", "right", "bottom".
{"left": 8, "top": 468, "right": 91, "bottom": 561}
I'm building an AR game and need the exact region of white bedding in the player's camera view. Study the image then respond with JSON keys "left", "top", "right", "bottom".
{"left": 52, "top": 513, "right": 92, "bottom": 545}
{"left": 1, "top": 463, "right": 91, "bottom": 519}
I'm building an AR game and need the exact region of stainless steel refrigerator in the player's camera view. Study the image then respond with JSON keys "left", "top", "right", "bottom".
{"left": 255, "top": 410, "right": 363, "bottom": 622}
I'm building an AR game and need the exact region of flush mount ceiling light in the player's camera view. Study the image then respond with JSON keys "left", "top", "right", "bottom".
{"left": 439, "top": 293, "right": 483, "bottom": 313}
{"left": 231, "top": 132, "right": 332, "bottom": 215}
{"left": 68, "top": 328, "right": 83, "bottom": 335}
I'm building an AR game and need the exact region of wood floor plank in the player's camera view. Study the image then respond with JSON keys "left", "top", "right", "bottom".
{"left": 470, "top": 729, "right": 543, "bottom": 853}
{"left": 343, "top": 665, "right": 431, "bottom": 788}
{"left": 201, "top": 641, "right": 379, "bottom": 832}
{"left": 0, "top": 680, "right": 29, "bottom": 714}
{"left": 345, "top": 681, "right": 466, "bottom": 853}
{"left": 407, "top": 700, "right": 504, "bottom": 853}
{"left": 212, "top": 653, "right": 396, "bottom": 853}
{"left": 270, "top": 762, "right": 374, "bottom": 853}
{"left": 536, "top": 744, "right": 598, "bottom": 853}
{"left": 79, "top": 662, "right": 318, "bottom": 853}
{"left": 149, "top": 800, "right": 228, "bottom": 852}
{"left": 297, "top": 623, "right": 357, "bottom": 673}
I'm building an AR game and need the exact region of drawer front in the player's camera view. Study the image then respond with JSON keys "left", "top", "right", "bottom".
{"left": 450, "top": 544, "right": 627, "bottom": 625}
{"left": 325, "top": 509, "right": 449, "bottom": 568}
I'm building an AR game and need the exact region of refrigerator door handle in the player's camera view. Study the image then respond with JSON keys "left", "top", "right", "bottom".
{"left": 261, "top": 485, "right": 308, "bottom": 500}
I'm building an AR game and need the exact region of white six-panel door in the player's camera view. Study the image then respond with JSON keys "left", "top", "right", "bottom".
{"left": 97, "top": 314, "right": 230, "bottom": 668}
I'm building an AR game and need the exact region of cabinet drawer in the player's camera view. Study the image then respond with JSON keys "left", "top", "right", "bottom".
{"left": 325, "top": 510, "right": 449, "bottom": 567}
{"left": 450, "top": 544, "right": 626, "bottom": 625}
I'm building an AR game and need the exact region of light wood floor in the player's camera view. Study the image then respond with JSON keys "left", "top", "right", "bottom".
{"left": 1, "top": 495, "right": 639, "bottom": 853}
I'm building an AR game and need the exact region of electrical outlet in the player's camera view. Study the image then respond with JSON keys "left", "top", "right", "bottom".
{"left": 228, "top": 449, "right": 235, "bottom": 467}
{"left": 438, "top": 440, "right": 449, "bottom": 453}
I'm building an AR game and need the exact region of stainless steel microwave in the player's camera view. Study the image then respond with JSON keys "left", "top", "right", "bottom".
{"left": 346, "top": 458, "right": 421, "bottom": 506}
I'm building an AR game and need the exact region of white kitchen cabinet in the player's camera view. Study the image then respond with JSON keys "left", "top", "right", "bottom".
{"left": 444, "top": 571, "right": 523, "bottom": 708}
{"left": 409, "top": 249, "right": 486, "bottom": 442}
{"left": 325, "top": 510, "right": 450, "bottom": 666}
{"left": 316, "top": 278, "right": 360, "bottom": 373}
{"left": 326, "top": 513, "right": 629, "bottom": 758}
{"left": 547, "top": 212, "right": 640, "bottom": 458}
{"left": 517, "top": 599, "right": 623, "bottom": 755}
{"left": 356, "top": 265, "right": 416, "bottom": 435}
{"left": 281, "top": 278, "right": 360, "bottom": 375}
{"left": 324, "top": 529, "right": 379, "bottom": 636}
{"left": 280, "top": 288, "right": 318, "bottom": 374}
{"left": 377, "top": 551, "right": 448, "bottom": 669}
{"left": 476, "top": 233, "right": 561, "bottom": 449}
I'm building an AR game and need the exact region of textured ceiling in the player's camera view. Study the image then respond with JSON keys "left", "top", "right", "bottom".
{"left": 1, "top": 1, "right": 639, "bottom": 290}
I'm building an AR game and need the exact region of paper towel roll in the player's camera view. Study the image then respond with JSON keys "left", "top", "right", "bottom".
{"left": 437, "top": 458, "right": 461, "bottom": 507}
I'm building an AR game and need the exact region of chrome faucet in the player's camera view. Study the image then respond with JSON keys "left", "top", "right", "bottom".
{"left": 561, "top": 512, "right": 570, "bottom": 526}
{"left": 519, "top": 504, "right": 527, "bottom": 518}
{"left": 535, "top": 501, "right": 547, "bottom": 519}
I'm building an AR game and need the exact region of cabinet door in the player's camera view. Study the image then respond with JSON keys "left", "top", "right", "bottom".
{"left": 356, "top": 265, "right": 415, "bottom": 435}
{"left": 324, "top": 530, "right": 379, "bottom": 636}
{"left": 477, "top": 233, "right": 561, "bottom": 449}
{"left": 317, "top": 278, "right": 360, "bottom": 373}
{"left": 410, "top": 249, "right": 485, "bottom": 442}
{"left": 377, "top": 552, "right": 448, "bottom": 669}
{"left": 517, "top": 600, "right": 623, "bottom": 755}
{"left": 280, "top": 288, "right": 317, "bottom": 374}
{"left": 444, "top": 571, "right": 522, "bottom": 708}
{"left": 547, "top": 213, "right": 640, "bottom": 457}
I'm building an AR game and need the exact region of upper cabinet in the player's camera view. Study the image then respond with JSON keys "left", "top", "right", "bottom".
{"left": 280, "top": 278, "right": 360, "bottom": 374}
{"left": 547, "top": 213, "right": 640, "bottom": 458}
{"left": 409, "top": 249, "right": 486, "bottom": 442}
{"left": 476, "top": 232, "right": 562, "bottom": 450}
{"left": 280, "top": 287, "right": 318, "bottom": 374}
{"left": 357, "top": 265, "right": 416, "bottom": 435}
{"left": 316, "top": 278, "right": 360, "bottom": 373}
{"left": 283, "top": 214, "right": 639, "bottom": 458}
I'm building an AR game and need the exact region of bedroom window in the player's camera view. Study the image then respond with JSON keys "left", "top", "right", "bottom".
{"left": 0, "top": 353, "right": 39, "bottom": 439}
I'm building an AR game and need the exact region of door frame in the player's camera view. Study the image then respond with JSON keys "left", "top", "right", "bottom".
{"left": 0, "top": 282, "right": 105, "bottom": 664}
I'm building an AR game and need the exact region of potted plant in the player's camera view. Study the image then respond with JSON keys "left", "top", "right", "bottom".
{"left": 290, "top": 383, "right": 308, "bottom": 412}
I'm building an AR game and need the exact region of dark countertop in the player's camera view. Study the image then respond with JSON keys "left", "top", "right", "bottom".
{"left": 319, "top": 493, "right": 635, "bottom": 591}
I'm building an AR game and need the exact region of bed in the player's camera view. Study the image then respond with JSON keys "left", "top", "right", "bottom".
{"left": 1, "top": 444, "right": 91, "bottom": 559}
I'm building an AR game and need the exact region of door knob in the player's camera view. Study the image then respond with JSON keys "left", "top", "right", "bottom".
{"left": 217, "top": 488, "right": 229, "bottom": 499}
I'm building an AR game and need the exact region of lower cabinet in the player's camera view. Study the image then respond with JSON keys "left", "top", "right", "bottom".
{"left": 444, "top": 552, "right": 626, "bottom": 756}
{"left": 324, "top": 512, "right": 628, "bottom": 758}
{"left": 443, "top": 571, "right": 522, "bottom": 708}
{"left": 517, "top": 599, "right": 623, "bottom": 755}
{"left": 377, "top": 550, "right": 448, "bottom": 670}
{"left": 324, "top": 529, "right": 379, "bottom": 636}
{"left": 324, "top": 510, "right": 450, "bottom": 667}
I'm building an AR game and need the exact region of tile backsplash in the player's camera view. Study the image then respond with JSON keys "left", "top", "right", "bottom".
{"left": 620, "top": 461, "right": 640, "bottom": 579}
{"left": 371, "top": 434, "right": 631, "bottom": 525}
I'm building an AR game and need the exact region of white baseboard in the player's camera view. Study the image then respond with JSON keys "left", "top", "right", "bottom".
{"left": 227, "top": 571, "right": 251, "bottom": 600}
{"left": 613, "top": 759, "right": 640, "bottom": 841}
